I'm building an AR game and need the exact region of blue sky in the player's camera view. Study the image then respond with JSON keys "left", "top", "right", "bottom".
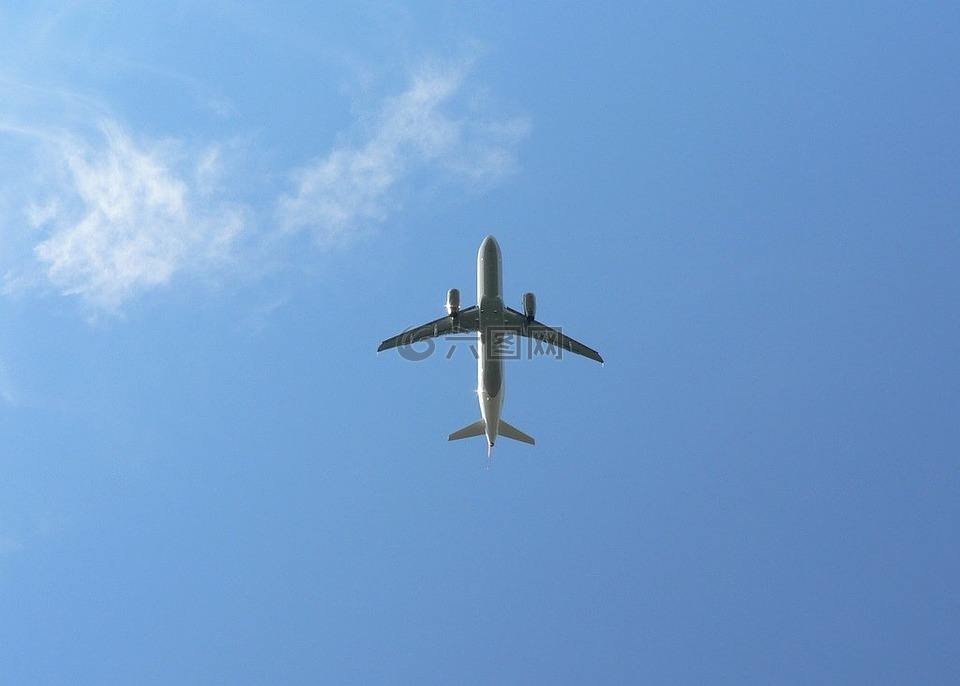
{"left": 1, "top": 2, "right": 959, "bottom": 683}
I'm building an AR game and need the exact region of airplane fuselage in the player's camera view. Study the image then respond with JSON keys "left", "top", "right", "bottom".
{"left": 477, "top": 236, "right": 505, "bottom": 447}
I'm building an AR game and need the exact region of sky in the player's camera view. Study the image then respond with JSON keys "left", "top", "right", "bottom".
{"left": 0, "top": 1, "right": 958, "bottom": 683}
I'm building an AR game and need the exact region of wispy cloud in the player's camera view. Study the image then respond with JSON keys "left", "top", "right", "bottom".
{"left": 12, "top": 122, "right": 243, "bottom": 310}
{"left": 1, "top": 59, "right": 527, "bottom": 312}
{"left": 277, "top": 63, "right": 530, "bottom": 245}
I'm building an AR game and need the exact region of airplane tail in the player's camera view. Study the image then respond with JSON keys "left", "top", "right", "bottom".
{"left": 447, "top": 419, "right": 535, "bottom": 445}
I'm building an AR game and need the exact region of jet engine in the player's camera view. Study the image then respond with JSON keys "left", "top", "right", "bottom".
{"left": 522, "top": 292, "right": 536, "bottom": 322}
{"left": 446, "top": 288, "right": 461, "bottom": 315}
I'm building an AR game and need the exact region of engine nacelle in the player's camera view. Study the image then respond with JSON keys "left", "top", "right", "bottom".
{"left": 522, "top": 292, "right": 536, "bottom": 322}
{"left": 446, "top": 288, "right": 461, "bottom": 316}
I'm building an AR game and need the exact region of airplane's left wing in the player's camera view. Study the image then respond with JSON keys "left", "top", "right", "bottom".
{"left": 504, "top": 307, "right": 604, "bottom": 364}
{"left": 377, "top": 306, "right": 480, "bottom": 353}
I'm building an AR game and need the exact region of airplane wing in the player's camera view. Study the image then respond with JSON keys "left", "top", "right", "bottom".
{"left": 504, "top": 307, "right": 604, "bottom": 364}
{"left": 377, "top": 306, "right": 480, "bottom": 353}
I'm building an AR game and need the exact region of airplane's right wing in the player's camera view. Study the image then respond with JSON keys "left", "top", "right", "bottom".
{"left": 377, "top": 306, "right": 480, "bottom": 353}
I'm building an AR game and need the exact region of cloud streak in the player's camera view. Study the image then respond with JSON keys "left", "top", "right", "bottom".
{"left": 2, "top": 60, "right": 527, "bottom": 311}
{"left": 278, "top": 63, "right": 529, "bottom": 245}
{"left": 17, "top": 123, "right": 243, "bottom": 310}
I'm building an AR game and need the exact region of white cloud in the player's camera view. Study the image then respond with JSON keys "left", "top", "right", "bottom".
{"left": 22, "top": 122, "right": 243, "bottom": 310}
{"left": 278, "top": 63, "right": 530, "bottom": 244}
{"left": 1, "top": 60, "right": 526, "bottom": 312}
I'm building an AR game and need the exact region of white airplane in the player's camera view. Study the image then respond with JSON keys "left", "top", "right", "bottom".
{"left": 378, "top": 236, "right": 603, "bottom": 455}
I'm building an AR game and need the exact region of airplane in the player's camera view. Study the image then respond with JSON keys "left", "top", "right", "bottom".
{"left": 377, "top": 236, "right": 603, "bottom": 456}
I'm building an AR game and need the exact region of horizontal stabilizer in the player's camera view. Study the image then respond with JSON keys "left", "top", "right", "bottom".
{"left": 498, "top": 419, "right": 535, "bottom": 445}
{"left": 448, "top": 420, "right": 486, "bottom": 441}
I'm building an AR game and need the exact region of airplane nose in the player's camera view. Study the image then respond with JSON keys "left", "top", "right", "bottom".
{"left": 480, "top": 235, "right": 500, "bottom": 260}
